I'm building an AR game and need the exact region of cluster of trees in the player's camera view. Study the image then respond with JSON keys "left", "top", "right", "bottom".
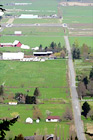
{"left": 77, "top": 67, "right": 93, "bottom": 99}
{"left": 72, "top": 40, "right": 92, "bottom": 60}
{"left": 15, "top": 87, "right": 40, "bottom": 104}
{"left": 38, "top": 41, "right": 66, "bottom": 54}
{"left": 81, "top": 101, "right": 93, "bottom": 120}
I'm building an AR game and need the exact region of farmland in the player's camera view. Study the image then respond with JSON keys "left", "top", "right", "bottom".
{"left": 0, "top": 60, "right": 70, "bottom": 139}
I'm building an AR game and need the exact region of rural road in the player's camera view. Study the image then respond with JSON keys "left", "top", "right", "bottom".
{"left": 64, "top": 36, "right": 86, "bottom": 140}
{"left": 1, "top": 23, "right": 63, "bottom": 27}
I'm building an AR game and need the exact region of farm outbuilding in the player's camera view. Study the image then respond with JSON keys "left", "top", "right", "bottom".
{"left": 19, "top": 14, "right": 38, "bottom": 19}
{"left": 26, "top": 117, "right": 33, "bottom": 124}
{"left": 14, "top": 31, "right": 22, "bottom": 35}
{"left": 33, "top": 51, "right": 53, "bottom": 56}
{"left": 2, "top": 52, "right": 24, "bottom": 60}
{"left": 12, "top": 40, "right": 22, "bottom": 47}
{"left": 21, "top": 44, "right": 30, "bottom": 49}
{"left": 46, "top": 116, "right": 60, "bottom": 122}
{"left": 9, "top": 102, "right": 17, "bottom": 105}
{"left": 0, "top": 43, "right": 13, "bottom": 47}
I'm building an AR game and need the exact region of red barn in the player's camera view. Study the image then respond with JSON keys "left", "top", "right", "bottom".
{"left": 12, "top": 40, "right": 22, "bottom": 47}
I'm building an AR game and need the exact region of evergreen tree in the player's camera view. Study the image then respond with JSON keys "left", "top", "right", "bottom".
{"left": 89, "top": 67, "right": 93, "bottom": 80}
{"left": 82, "top": 76, "right": 88, "bottom": 89}
{"left": 0, "top": 116, "right": 18, "bottom": 140}
{"left": 0, "top": 85, "right": 4, "bottom": 96}
{"left": 82, "top": 101, "right": 90, "bottom": 118}
{"left": 34, "top": 87, "right": 40, "bottom": 97}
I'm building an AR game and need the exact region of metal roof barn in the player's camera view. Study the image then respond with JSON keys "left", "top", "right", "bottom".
{"left": 3, "top": 52, "right": 24, "bottom": 60}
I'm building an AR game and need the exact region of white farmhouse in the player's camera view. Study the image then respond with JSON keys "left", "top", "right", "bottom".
{"left": 46, "top": 116, "right": 60, "bottom": 122}
{"left": 3, "top": 52, "right": 24, "bottom": 60}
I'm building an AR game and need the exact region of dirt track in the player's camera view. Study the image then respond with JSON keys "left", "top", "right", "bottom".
{"left": 60, "top": 2, "right": 93, "bottom": 6}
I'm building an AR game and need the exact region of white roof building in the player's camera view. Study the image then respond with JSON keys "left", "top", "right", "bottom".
{"left": 14, "top": 31, "right": 22, "bottom": 35}
{"left": 26, "top": 117, "right": 33, "bottom": 124}
{"left": 3, "top": 52, "right": 24, "bottom": 60}
{"left": 21, "top": 44, "right": 30, "bottom": 49}
{"left": 32, "top": 47, "right": 39, "bottom": 51}
{"left": 12, "top": 40, "right": 20, "bottom": 46}
{"left": 19, "top": 14, "right": 38, "bottom": 19}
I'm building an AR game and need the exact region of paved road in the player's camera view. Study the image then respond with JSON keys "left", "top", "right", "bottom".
{"left": 1, "top": 23, "right": 63, "bottom": 27}
{"left": 64, "top": 36, "right": 86, "bottom": 140}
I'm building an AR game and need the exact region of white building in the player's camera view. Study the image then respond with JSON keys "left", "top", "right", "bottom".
{"left": 46, "top": 116, "right": 60, "bottom": 122}
{"left": 21, "top": 44, "right": 30, "bottom": 49}
{"left": 32, "top": 47, "right": 39, "bottom": 51}
{"left": 19, "top": 14, "right": 38, "bottom": 19}
{"left": 9, "top": 102, "right": 17, "bottom": 105}
{"left": 26, "top": 117, "right": 33, "bottom": 124}
{"left": 14, "top": 31, "right": 22, "bottom": 35}
{"left": 3, "top": 52, "right": 24, "bottom": 60}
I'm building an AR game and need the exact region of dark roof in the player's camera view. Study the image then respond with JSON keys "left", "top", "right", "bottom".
{"left": 46, "top": 116, "right": 60, "bottom": 120}
{"left": 24, "top": 136, "right": 34, "bottom": 140}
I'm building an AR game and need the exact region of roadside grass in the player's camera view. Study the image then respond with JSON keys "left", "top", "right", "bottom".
{"left": 74, "top": 59, "right": 93, "bottom": 76}
{"left": 0, "top": 36, "right": 65, "bottom": 48}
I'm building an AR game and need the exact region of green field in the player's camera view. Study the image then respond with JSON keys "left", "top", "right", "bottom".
{"left": 13, "top": 18, "right": 60, "bottom": 24}
{"left": 69, "top": 36, "right": 93, "bottom": 48}
{"left": 0, "top": 104, "right": 70, "bottom": 139}
{"left": 0, "top": 60, "right": 69, "bottom": 98}
{"left": 0, "top": 59, "right": 70, "bottom": 139}
{"left": 62, "top": 6, "right": 93, "bottom": 24}
{"left": 0, "top": 36, "right": 65, "bottom": 49}
{"left": 2, "top": 0, "right": 58, "bottom": 16}
{"left": 2, "top": 26, "right": 64, "bottom": 36}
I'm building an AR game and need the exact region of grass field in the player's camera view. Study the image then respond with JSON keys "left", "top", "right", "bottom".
{"left": 62, "top": 6, "right": 93, "bottom": 24}
{"left": 13, "top": 18, "right": 60, "bottom": 24}
{"left": 0, "top": 104, "right": 70, "bottom": 139}
{"left": 69, "top": 36, "right": 93, "bottom": 48}
{"left": 2, "top": 0, "right": 58, "bottom": 16}
{"left": 0, "top": 59, "right": 70, "bottom": 139}
{"left": 0, "top": 60, "right": 69, "bottom": 99}
{"left": 2, "top": 26, "right": 64, "bottom": 36}
{"left": 0, "top": 36, "right": 65, "bottom": 49}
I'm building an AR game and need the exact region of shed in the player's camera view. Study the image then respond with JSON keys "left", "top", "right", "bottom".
{"left": 26, "top": 117, "right": 33, "bottom": 124}
{"left": 46, "top": 116, "right": 60, "bottom": 122}
{"left": 14, "top": 31, "right": 22, "bottom": 35}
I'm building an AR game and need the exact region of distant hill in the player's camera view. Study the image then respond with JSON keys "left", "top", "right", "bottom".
{"left": 60, "top": 0, "right": 93, "bottom": 3}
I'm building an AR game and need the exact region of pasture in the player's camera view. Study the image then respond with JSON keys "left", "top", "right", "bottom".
{"left": 0, "top": 59, "right": 70, "bottom": 139}
{"left": 0, "top": 60, "right": 69, "bottom": 100}
{"left": 0, "top": 36, "right": 65, "bottom": 50}
{"left": 0, "top": 104, "right": 70, "bottom": 139}
{"left": 2, "top": 0, "right": 58, "bottom": 16}
{"left": 13, "top": 18, "right": 60, "bottom": 24}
